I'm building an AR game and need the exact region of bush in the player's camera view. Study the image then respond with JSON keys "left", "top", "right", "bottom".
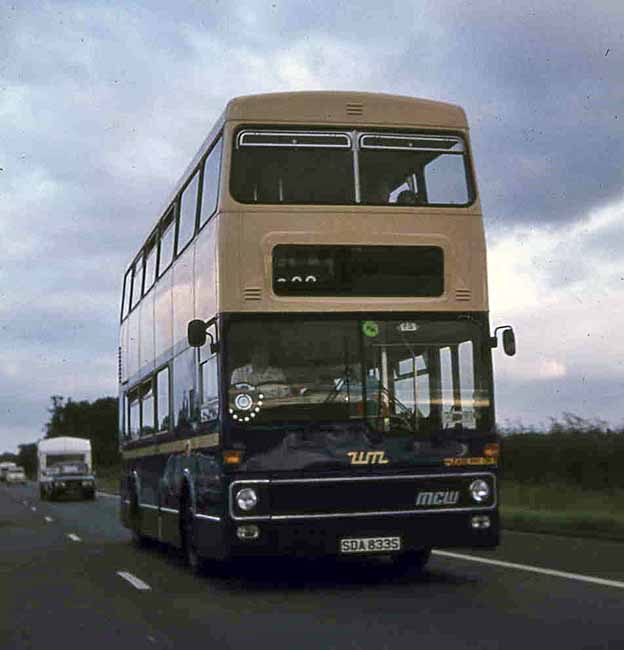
{"left": 501, "top": 414, "right": 624, "bottom": 490}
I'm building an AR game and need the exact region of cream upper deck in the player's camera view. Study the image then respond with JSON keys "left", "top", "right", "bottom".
{"left": 119, "top": 92, "right": 488, "bottom": 386}
{"left": 127, "top": 91, "right": 475, "bottom": 272}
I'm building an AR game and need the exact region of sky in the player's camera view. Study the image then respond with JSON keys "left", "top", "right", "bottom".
{"left": 1, "top": 0, "right": 623, "bottom": 452}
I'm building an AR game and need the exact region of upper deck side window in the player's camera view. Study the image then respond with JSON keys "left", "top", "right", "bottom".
{"left": 158, "top": 206, "right": 176, "bottom": 276}
{"left": 199, "top": 136, "right": 223, "bottom": 228}
{"left": 230, "top": 128, "right": 474, "bottom": 207}
{"left": 130, "top": 256, "right": 143, "bottom": 311}
{"left": 143, "top": 233, "right": 158, "bottom": 296}
{"left": 121, "top": 267, "right": 133, "bottom": 321}
{"left": 177, "top": 171, "right": 200, "bottom": 254}
{"left": 231, "top": 130, "right": 355, "bottom": 205}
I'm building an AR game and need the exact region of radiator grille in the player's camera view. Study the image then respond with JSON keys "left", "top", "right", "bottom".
{"left": 267, "top": 474, "right": 496, "bottom": 518}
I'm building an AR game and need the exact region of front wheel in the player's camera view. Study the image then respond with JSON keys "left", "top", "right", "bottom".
{"left": 129, "top": 491, "right": 148, "bottom": 547}
{"left": 181, "top": 503, "right": 204, "bottom": 575}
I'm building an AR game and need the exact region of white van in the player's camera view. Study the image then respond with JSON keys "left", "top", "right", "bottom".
{"left": 0, "top": 461, "right": 17, "bottom": 482}
{"left": 6, "top": 466, "right": 27, "bottom": 485}
{"left": 38, "top": 437, "right": 96, "bottom": 500}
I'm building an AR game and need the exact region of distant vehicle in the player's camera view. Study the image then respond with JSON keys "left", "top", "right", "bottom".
{"left": 6, "top": 466, "right": 26, "bottom": 485}
{"left": 37, "top": 437, "right": 96, "bottom": 500}
{"left": 0, "top": 461, "right": 17, "bottom": 482}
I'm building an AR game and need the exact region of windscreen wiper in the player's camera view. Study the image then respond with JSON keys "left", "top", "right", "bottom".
{"left": 373, "top": 385, "right": 418, "bottom": 434}
{"left": 322, "top": 366, "right": 354, "bottom": 404}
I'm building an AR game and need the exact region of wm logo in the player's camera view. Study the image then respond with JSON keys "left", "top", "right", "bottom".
{"left": 347, "top": 451, "right": 389, "bottom": 465}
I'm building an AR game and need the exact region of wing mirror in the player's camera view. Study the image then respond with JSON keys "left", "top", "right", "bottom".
{"left": 187, "top": 319, "right": 219, "bottom": 353}
{"left": 491, "top": 325, "right": 516, "bottom": 356}
{"left": 188, "top": 319, "right": 207, "bottom": 347}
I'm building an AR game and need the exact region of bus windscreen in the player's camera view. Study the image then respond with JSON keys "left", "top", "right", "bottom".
{"left": 231, "top": 129, "right": 473, "bottom": 206}
{"left": 225, "top": 317, "right": 492, "bottom": 470}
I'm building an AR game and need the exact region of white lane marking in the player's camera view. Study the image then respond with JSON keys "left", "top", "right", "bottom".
{"left": 433, "top": 550, "right": 624, "bottom": 590}
{"left": 117, "top": 571, "right": 151, "bottom": 591}
{"left": 44, "top": 516, "right": 53, "bottom": 523}
{"left": 96, "top": 491, "right": 119, "bottom": 499}
{"left": 31, "top": 506, "right": 37, "bottom": 512}
{"left": 67, "top": 533, "right": 82, "bottom": 542}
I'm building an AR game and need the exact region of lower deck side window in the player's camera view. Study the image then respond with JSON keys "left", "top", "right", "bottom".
{"left": 156, "top": 366, "right": 171, "bottom": 432}
{"left": 128, "top": 390, "right": 140, "bottom": 440}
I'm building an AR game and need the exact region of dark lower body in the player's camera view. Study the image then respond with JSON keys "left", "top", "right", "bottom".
{"left": 124, "top": 499, "right": 498, "bottom": 573}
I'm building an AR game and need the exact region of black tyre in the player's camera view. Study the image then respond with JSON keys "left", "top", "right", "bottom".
{"left": 129, "top": 490, "right": 148, "bottom": 547}
{"left": 393, "top": 547, "right": 431, "bottom": 573}
{"left": 181, "top": 499, "right": 204, "bottom": 575}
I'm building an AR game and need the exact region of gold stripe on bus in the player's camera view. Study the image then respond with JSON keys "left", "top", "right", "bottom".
{"left": 122, "top": 433, "right": 220, "bottom": 459}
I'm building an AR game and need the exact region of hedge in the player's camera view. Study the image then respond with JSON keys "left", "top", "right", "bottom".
{"left": 501, "top": 432, "right": 624, "bottom": 490}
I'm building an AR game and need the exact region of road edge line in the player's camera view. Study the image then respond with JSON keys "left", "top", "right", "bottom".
{"left": 117, "top": 571, "right": 151, "bottom": 591}
{"left": 96, "top": 491, "right": 120, "bottom": 499}
{"left": 432, "top": 550, "right": 624, "bottom": 590}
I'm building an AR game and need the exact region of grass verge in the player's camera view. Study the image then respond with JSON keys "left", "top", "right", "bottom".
{"left": 500, "top": 480, "right": 624, "bottom": 542}
{"left": 95, "top": 465, "right": 120, "bottom": 495}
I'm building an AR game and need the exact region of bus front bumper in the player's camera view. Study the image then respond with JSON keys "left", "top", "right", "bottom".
{"left": 203, "top": 510, "right": 499, "bottom": 559}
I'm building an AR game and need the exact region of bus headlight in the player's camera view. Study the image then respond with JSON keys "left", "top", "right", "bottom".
{"left": 234, "top": 394, "right": 253, "bottom": 411}
{"left": 469, "top": 479, "right": 490, "bottom": 503}
{"left": 236, "top": 488, "right": 258, "bottom": 511}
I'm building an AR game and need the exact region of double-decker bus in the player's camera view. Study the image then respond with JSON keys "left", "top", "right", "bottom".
{"left": 118, "top": 91, "right": 515, "bottom": 572}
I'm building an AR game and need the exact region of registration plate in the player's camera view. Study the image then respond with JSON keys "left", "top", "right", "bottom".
{"left": 340, "top": 536, "right": 402, "bottom": 554}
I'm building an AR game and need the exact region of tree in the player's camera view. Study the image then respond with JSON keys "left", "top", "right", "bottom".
{"left": 17, "top": 443, "right": 37, "bottom": 478}
{"left": 43, "top": 395, "right": 119, "bottom": 467}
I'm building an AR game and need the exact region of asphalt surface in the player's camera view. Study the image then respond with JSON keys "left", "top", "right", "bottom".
{"left": 1, "top": 482, "right": 623, "bottom": 650}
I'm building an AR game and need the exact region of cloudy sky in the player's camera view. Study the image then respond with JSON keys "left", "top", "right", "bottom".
{"left": 1, "top": 0, "right": 623, "bottom": 452}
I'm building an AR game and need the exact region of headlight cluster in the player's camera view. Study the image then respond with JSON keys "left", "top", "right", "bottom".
{"left": 469, "top": 479, "right": 490, "bottom": 503}
{"left": 235, "top": 487, "right": 258, "bottom": 511}
{"left": 230, "top": 391, "right": 264, "bottom": 423}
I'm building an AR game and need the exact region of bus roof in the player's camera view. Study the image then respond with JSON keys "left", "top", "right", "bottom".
{"left": 224, "top": 91, "right": 468, "bottom": 129}
{"left": 37, "top": 437, "right": 91, "bottom": 453}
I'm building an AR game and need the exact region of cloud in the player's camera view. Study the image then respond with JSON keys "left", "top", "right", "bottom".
{"left": 489, "top": 194, "right": 624, "bottom": 425}
{"left": 1, "top": 0, "right": 624, "bottom": 450}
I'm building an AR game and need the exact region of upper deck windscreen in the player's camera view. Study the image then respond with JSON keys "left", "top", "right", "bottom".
{"left": 231, "top": 129, "right": 474, "bottom": 207}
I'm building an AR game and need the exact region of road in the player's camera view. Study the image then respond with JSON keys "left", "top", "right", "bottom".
{"left": 1, "top": 482, "right": 623, "bottom": 649}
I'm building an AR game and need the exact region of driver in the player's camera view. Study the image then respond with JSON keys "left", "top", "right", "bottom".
{"left": 231, "top": 347, "right": 289, "bottom": 397}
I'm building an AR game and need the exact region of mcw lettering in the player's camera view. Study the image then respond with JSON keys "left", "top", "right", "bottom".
{"left": 415, "top": 490, "right": 460, "bottom": 506}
